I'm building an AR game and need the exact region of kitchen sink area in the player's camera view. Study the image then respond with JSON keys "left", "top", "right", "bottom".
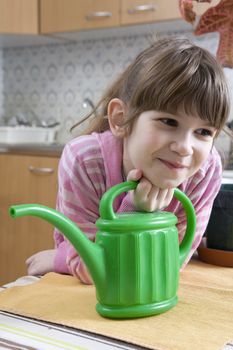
{"left": 0, "top": 126, "right": 57, "bottom": 144}
{"left": 0, "top": 123, "right": 63, "bottom": 156}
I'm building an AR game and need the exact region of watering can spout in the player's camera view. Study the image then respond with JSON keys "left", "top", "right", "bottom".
{"left": 9, "top": 204, "right": 105, "bottom": 289}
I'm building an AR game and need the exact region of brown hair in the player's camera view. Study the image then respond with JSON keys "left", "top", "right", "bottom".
{"left": 71, "top": 37, "right": 230, "bottom": 136}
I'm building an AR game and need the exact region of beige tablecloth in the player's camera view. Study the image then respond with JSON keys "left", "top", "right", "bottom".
{"left": 0, "top": 260, "right": 232, "bottom": 350}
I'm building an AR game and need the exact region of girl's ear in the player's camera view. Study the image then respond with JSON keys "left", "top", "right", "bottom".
{"left": 108, "top": 98, "right": 127, "bottom": 138}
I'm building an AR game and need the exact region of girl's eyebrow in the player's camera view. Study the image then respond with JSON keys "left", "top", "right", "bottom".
{"left": 200, "top": 122, "right": 216, "bottom": 128}
{"left": 155, "top": 111, "right": 217, "bottom": 129}
{"left": 155, "top": 111, "right": 176, "bottom": 117}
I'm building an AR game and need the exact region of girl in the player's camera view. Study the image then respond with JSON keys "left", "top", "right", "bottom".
{"left": 26, "top": 37, "right": 230, "bottom": 284}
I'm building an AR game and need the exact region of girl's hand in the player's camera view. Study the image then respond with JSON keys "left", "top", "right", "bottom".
{"left": 127, "top": 169, "right": 174, "bottom": 212}
{"left": 26, "top": 249, "right": 56, "bottom": 276}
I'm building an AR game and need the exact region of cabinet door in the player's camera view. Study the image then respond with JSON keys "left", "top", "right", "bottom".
{"left": 121, "top": 0, "right": 180, "bottom": 25}
{"left": 0, "top": 154, "right": 59, "bottom": 284}
{"left": 40, "top": 0, "right": 120, "bottom": 33}
{"left": 0, "top": 0, "right": 38, "bottom": 34}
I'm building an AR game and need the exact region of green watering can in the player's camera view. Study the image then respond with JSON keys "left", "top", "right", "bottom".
{"left": 9, "top": 181, "right": 196, "bottom": 319}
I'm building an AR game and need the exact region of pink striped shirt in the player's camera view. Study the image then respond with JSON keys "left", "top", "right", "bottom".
{"left": 54, "top": 130, "right": 222, "bottom": 284}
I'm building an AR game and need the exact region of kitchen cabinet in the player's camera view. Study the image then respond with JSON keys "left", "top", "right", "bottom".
{"left": 40, "top": 0, "right": 180, "bottom": 34}
{"left": 0, "top": 0, "right": 219, "bottom": 37}
{"left": 40, "top": 0, "right": 120, "bottom": 33}
{"left": 0, "top": 2, "right": 219, "bottom": 48}
{"left": 0, "top": 0, "right": 38, "bottom": 34}
{"left": 0, "top": 154, "right": 59, "bottom": 284}
{"left": 0, "top": 0, "right": 121, "bottom": 35}
{"left": 121, "top": 0, "right": 180, "bottom": 26}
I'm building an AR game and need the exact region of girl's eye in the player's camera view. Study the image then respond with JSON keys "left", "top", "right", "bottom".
{"left": 159, "top": 118, "right": 178, "bottom": 127}
{"left": 196, "top": 128, "right": 214, "bottom": 137}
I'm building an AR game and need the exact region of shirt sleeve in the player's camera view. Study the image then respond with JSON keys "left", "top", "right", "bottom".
{"left": 53, "top": 140, "right": 106, "bottom": 284}
{"left": 176, "top": 149, "right": 222, "bottom": 268}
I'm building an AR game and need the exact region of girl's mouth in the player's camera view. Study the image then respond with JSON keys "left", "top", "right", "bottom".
{"left": 158, "top": 159, "right": 187, "bottom": 170}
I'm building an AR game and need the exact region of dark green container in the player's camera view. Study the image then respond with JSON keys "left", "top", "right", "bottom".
{"left": 206, "top": 184, "right": 233, "bottom": 251}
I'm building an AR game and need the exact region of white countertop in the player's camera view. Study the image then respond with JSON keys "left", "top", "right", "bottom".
{"left": 0, "top": 142, "right": 64, "bottom": 157}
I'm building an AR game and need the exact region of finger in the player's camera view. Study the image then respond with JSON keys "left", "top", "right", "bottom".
{"left": 155, "top": 188, "right": 170, "bottom": 204}
{"left": 165, "top": 188, "right": 174, "bottom": 204}
{"left": 140, "top": 183, "right": 166, "bottom": 211}
{"left": 156, "top": 188, "right": 174, "bottom": 209}
{"left": 134, "top": 177, "right": 154, "bottom": 203}
{"left": 126, "top": 169, "right": 143, "bottom": 181}
{"left": 148, "top": 185, "right": 161, "bottom": 201}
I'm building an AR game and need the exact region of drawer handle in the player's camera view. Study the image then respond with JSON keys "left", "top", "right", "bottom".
{"left": 86, "top": 11, "right": 112, "bottom": 20}
{"left": 28, "top": 166, "right": 54, "bottom": 175}
{"left": 127, "top": 4, "right": 156, "bottom": 14}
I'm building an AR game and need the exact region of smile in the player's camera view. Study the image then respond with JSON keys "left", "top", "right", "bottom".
{"left": 158, "top": 159, "right": 188, "bottom": 170}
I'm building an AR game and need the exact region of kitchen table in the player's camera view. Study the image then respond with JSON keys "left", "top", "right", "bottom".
{"left": 0, "top": 259, "right": 232, "bottom": 350}
{"left": 0, "top": 276, "right": 142, "bottom": 350}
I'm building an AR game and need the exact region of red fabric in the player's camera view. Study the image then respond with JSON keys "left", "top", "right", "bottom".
{"left": 179, "top": 0, "right": 233, "bottom": 67}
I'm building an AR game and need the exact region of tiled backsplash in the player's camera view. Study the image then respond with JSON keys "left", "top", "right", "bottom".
{"left": 0, "top": 29, "right": 232, "bottom": 145}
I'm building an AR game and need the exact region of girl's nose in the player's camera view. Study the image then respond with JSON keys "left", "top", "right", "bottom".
{"left": 170, "top": 137, "right": 193, "bottom": 157}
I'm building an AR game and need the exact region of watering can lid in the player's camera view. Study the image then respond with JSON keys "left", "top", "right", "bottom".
{"left": 96, "top": 211, "right": 178, "bottom": 231}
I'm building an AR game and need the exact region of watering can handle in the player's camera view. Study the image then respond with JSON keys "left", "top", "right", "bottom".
{"left": 100, "top": 181, "right": 138, "bottom": 219}
{"left": 99, "top": 181, "right": 196, "bottom": 266}
{"left": 100, "top": 181, "right": 195, "bottom": 221}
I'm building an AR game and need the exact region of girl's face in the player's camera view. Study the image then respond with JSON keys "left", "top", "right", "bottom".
{"left": 123, "top": 110, "right": 217, "bottom": 189}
